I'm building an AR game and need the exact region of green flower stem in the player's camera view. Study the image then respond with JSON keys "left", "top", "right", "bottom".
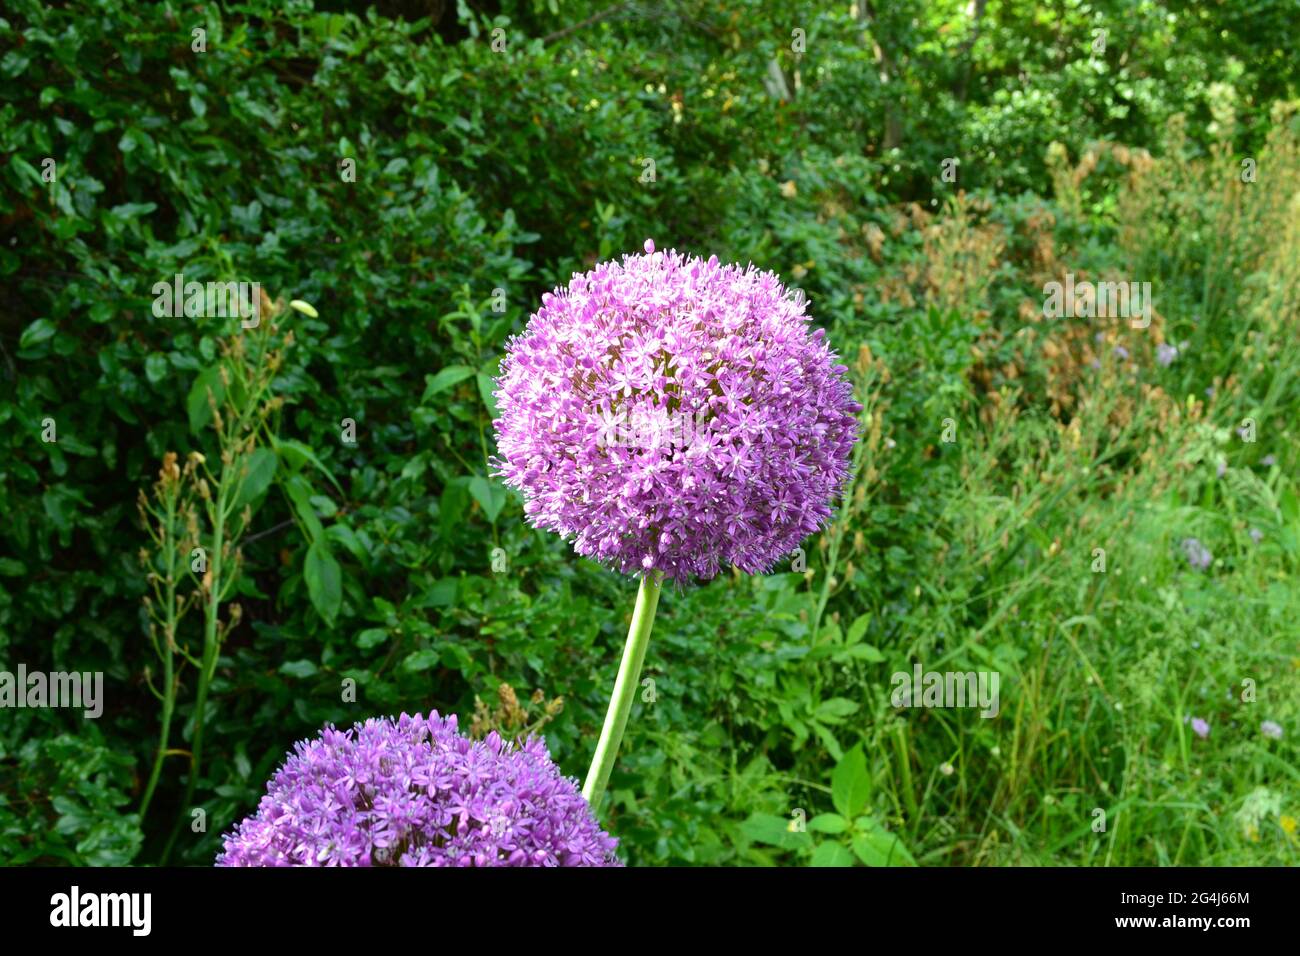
{"left": 160, "top": 480, "right": 227, "bottom": 865}
{"left": 582, "top": 572, "right": 662, "bottom": 812}
{"left": 139, "top": 490, "right": 180, "bottom": 820}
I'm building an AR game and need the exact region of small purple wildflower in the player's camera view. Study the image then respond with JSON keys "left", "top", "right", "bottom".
{"left": 1261, "top": 454, "right": 1276, "bottom": 467}
{"left": 1180, "top": 537, "right": 1213, "bottom": 571}
{"left": 1249, "top": 527, "right": 1263, "bottom": 543}
{"left": 1156, "top": 343, "right": 1178, "bottom": 366}
{"left": 216, "top": 712, "right": 620, "bottom": 867}
{"left": 1113, "top": 345, "right": 1130, "bottom": 360}
{"left": 492, "top": 240, "right": 861, "bottom": 580}
{"left": 1190, "top": 717, "right": 1210, "bottom": 739}
{"left": 1216, "top": 461, "right": 1227, "bottom": 478}
{"left": 1260, "top": 720, "right": 1284, "bottom": 740}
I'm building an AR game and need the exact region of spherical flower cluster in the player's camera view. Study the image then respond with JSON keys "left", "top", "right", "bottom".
{"left": 216, "top": 712, "right": 620, "bottom": 867}
{"left": 492, "top": 240, "right": 860, "bottom": 580}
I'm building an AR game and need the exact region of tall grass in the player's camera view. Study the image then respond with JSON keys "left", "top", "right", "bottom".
{"left": 625, "top": 118, "right": 1300, "bottom": 866}
{"left": 869, "top": 117, "right": 1300, "bottom": 865}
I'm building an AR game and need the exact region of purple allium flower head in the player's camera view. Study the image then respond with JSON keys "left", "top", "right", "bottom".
{"left": 1180, "top": 537, "right": 1213, "bottom": 571}
{"left": 1156, "top": 343, "right": 1178, "bottom": 367}
{"left": 491, "top": 240, "right": 861, "bottom": 580}
{"left": 216, "top": 712, "right": 620, "bottom": 867}
{"left": 1190, "top": 717, "right": 1210, "bottom": 739}
{"left": 1260, "top": 720, "right": 1284, "bottom": 740}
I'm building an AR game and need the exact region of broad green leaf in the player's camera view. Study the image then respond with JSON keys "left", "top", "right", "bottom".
{"left": 233, "top": 447, "right": 277, "bottom": 509}
{"left": 818, "top": 622, "right": 842, "bottom": 645}
{"left": 810, "top": 842, "right": 855, "bottom": 867}
{"left": 304, "top": 537, "right": 341, "bottom": 624}
{"left": 19, "top": 318, "right": 56, "bottom": 349}
{"left": 279, "top": 659, "right": 318, "bottom": 679}
{"left": 439, "top": 480, "right": 469, "bottom": 540}
{"left": 807, "top": 813, "right": 849, "bottom": 834}
{"left": 836, "top": 643, "right": 886, "bottom": 663}
{"left": 831, "top": 743, "right": 871, "bottom": 818}
{"left": 440, "top": 643, "right": 472, "bottom": 671}
{"left": 422, "top": 365, "right": 475, "bottom": 401}
{"left": 737, "top": 812, "right": 812, "bottom": 851}
{"left": 144, "top": 352, "right": 169, "bottom": 384}
{"left": 415, "top": 577, "right": 458, "bottom": 608}
{"left": 402, "top": 649, "right": 441, "bottom": 672}
{"left": 327, "top": 523, "right": 366, "bottom": 562}
{"left": 476, "top": 373, "right": 499, "bottom": 418}
{"left": 845, "top": 613, "right": 870, "bottom": 644}
{"left": 284, "top": 475, "right": 326, "bottom": 543}
{"left": 469, "top": 475, "right": 507, "bottom": 522}
{"left": 850, "top": 823, "right": 917, "bottom": 867}
{"left": 812, "top": 721, "right": 844, "bottom": 761}
{"left": 186, "top": 365, "right": 226, "bottom": 435}
{"left": 0, "top": 558, "right": 27, "bottom": 576}
{"left": 273, "top": 437, "right": 343, "bottom": 494}
{"left": 816, "top": 697, "right": 860, "bottom": 722}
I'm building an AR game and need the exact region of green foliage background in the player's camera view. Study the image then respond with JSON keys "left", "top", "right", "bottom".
{"left": 1, "top": 0, "right": 1297, "bottom": 866}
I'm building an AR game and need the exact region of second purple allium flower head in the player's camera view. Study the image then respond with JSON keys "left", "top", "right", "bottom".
{"left": 216, "top": 712, "right": 619, "bottom": 867}
{"left": 492, "top": 240, "right": 861, "bottom": 580}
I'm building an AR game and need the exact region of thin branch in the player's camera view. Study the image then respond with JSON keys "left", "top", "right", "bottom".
{"left": 243, "top": 517, "right": 295, "bottom": 546}
{"left": 541, "top": 2, "right": 633, "bottom": 46}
